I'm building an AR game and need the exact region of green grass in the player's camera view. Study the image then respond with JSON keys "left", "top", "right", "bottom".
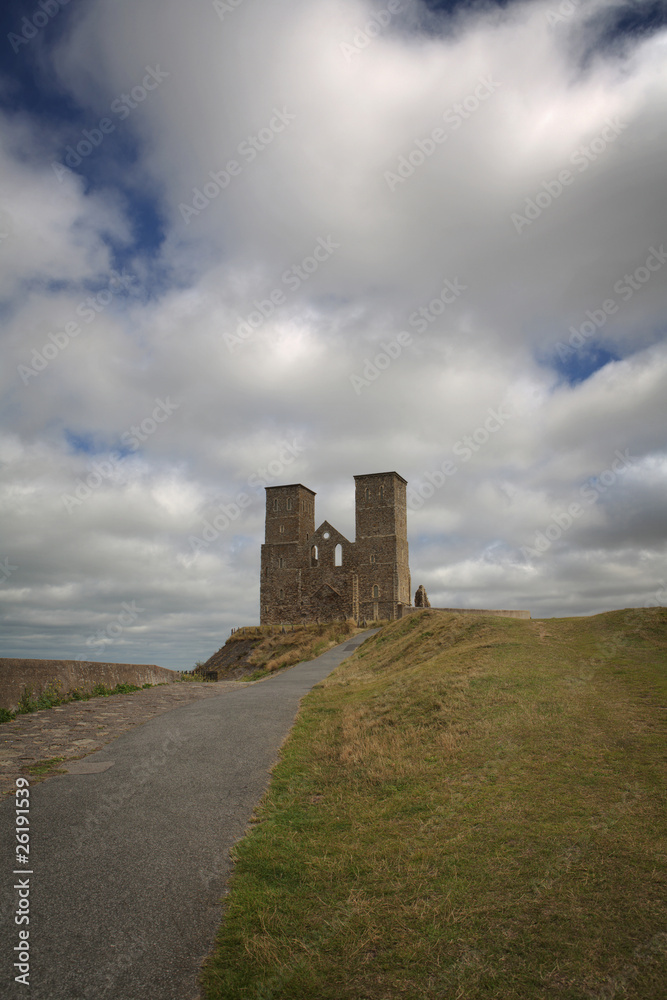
{"left": 17, "top": 681, "right": 65, "bottom": 714}
{"left": 26, "top": 757, "right": 67, "bottom": 777}
{"left": 200, "top": 607, "right": 667, "bottom": 1000}
{"left": 1, "top": 680, "right": 148, "bottom": 724}
{"left": 245, "top": 668, "right": 273, "bottom": 682}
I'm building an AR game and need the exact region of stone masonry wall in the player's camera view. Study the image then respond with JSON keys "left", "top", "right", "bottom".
{"left": 0, "top": 659, "right": 179, "bottom": 712}
{"left": 260, "top": 473, "right": 411, "bottom": 625}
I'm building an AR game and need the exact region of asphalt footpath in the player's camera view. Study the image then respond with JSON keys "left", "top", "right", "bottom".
{"left": 0, "top": 630, "right": 377, "bottom": 1000}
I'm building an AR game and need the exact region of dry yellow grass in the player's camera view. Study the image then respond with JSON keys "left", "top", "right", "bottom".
{"left": 202, "top": 620, "right": 364, "bottom": 681}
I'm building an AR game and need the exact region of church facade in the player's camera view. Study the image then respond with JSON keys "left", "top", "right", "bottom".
{"left": 260, "top": 472, "right": 412, "bottom": 624}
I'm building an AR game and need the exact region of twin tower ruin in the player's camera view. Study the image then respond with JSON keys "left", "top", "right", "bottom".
{"left": 260, "top": 472, "right": 412, "bottom": 625}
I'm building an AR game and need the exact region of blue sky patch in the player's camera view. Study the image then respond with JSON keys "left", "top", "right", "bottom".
{"left": 543, "top": 342, "right": 621, "bottom": 386}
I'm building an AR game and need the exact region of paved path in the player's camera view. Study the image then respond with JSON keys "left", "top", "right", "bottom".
{"left": 0, "top": 631, "right": 375, "bottom": 1000}
{"left": 0, "top": 679, "right": 248, "bottom": 798}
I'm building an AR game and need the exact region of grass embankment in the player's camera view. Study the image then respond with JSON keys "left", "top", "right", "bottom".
{"left": 201, "top": 608, "right": 667, "bottom": 1000}
{"left": 202, "top": 621, "right": 367, "bottom": 681}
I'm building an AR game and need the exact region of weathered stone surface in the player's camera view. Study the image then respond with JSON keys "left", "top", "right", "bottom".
{"left": 0, "top": 680, "right": 242, "bottom": 797}
{"left": 414, "top": 585, "right": 431, "bottom": 608}
{"left": 0, "top": 659, "right": 178, "bottom": 713}
{"left": 260, "top": 472, "right": 412, "bottom": 625}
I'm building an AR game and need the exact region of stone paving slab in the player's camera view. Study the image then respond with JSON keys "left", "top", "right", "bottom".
{"left": 0, "top": 680, "right": 246, "bottom": 796}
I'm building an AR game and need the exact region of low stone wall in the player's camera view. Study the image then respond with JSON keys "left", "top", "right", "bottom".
{"left": 0, "top": 659, "right": 179, "bottom": 712}
{"left": 401, "top": 607, "right": 531, "bottom": 620}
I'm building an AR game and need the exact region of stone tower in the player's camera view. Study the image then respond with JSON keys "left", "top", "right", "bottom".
{"left": 353, "top": 472, "right": 411, "bottom": 622}
{"left": 259, "top": 483, "right": 315, "bottom": 622}
{"left": 260, "top": 472, "right": 411, "bottom": 625}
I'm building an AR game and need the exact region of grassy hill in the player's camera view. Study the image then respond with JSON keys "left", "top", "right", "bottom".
{"left": 200, "top": 608, "right": 667, "bottom": 999}
{"left": 197, "top": 620, "right": 364, "bottom": 681}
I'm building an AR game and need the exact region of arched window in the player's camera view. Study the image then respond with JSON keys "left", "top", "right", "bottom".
{"left": 379, "top": 485, "right": 384, "bottom": 500}
{"left": 372, "top": 585, "right": 379, "bottom": 599}
{"left": 273, "top": 498, "right": 279, "bottom": 511}
{"left": 365, "top": 487, "right": 370, "bottom": 500}
{"left": 287, "top": 497, "right": 293, "bottom": 510}
{"left": 334, "top": 543, "right": 342, "bottom": 567}
{"left": 279, "top": 588, "right": 284, "bottom": 599}
{"left": 311, "top": 545, "right": 318, "bottom": 567}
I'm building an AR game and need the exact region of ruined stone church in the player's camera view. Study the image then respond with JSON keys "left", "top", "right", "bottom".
{"left": 260, "top": 472, "right": 412, "bottom": 624}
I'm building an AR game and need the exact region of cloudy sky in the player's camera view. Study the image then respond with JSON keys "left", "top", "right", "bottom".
{"left": 0, "top": 0, "right": 666, "bottom": 671}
